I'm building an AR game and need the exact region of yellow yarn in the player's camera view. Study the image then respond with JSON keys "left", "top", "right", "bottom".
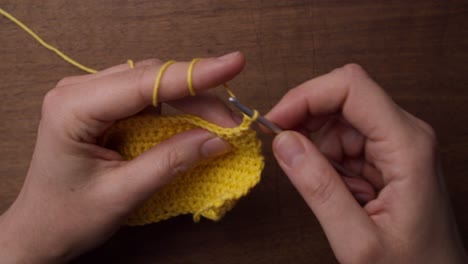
{"left": 152, "top": 60, "right": 176, "bottom": 107}
{"left": 103, "top": 113, "right": 263, "bottom": 225}
{"left": 0, "top": 8, "right": 97, "bottom": 74}
{"left": 0, "top": 8, "right": 265, "bottom": 224}
{"left": 127, "top": 59, "right": 135, "bottom": 68}
{"left": 187, "top": 58, "right": 200, "bottom": 96}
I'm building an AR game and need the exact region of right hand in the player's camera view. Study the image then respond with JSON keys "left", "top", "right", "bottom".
{"left": 266, "top": 64, "right": 467, "bottom": 263}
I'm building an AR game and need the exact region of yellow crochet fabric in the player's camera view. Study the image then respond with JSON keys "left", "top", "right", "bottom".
{"left": 103, "top": 114, "right": 263, "bottom": 225}
{"left": 0, "top": 8, "right": 265, "bottom": 225}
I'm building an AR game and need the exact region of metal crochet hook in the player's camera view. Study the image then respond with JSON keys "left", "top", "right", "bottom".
{"left": 228, "top": 97, "right": 283, "bottom": 134}
{"left": 228, "top": 96, "right": 357, "bottom": 178}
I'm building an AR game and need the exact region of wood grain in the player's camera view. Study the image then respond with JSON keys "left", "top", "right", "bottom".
{"left": 0, "top": 0, "right": 467, "bottom": 263}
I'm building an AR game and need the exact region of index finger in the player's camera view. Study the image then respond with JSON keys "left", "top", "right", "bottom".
{"left": 265, "top": 64, "right": 406, "bottom": 142}
{"left": 52, "top": 52, "right": 245, "bottom": 137}
{"left": 86, "top": 51, "right": 244, "bottom": 120}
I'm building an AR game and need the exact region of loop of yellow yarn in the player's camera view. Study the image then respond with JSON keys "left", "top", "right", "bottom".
{"left": 152, "top": 60, "right": 176, "bottom": 107}
{"left": 249, "top": 108, "right": 260, "bottom": 121}
{"left": 187, "top": 58, "right": 200, "bottom": 96}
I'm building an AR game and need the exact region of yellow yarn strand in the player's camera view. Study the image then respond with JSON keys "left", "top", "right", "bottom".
{"left": 0, "top": 8, "right": 97, "bottom": 74}
{"left": 152, "top": 60, "right": 176, "bottom": 107}
{"left": 250, "top": 109, "right": 260, "bottom": 121}
{"left": 127, "top": 59, "right": 135, "bottom": 68}
{"left": 223, "top": 83, "right": 237, "bottom": 98}
{"left": 187, "top": 58, "right": 200, "bottom": 96}
{"left": 0, "top": 7, "right": 242, "bottom": 106}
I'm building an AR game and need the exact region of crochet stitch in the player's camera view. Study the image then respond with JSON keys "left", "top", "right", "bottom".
{"left": 1, "top": 7, "right": 265, "bottom": 224}
{"left": 102, "top": 113, "right": 263, "bottom": 225}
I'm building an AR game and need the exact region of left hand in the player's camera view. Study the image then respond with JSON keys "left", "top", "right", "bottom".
{"left": 0, "top": 52, "right": 245, "bottom": 263}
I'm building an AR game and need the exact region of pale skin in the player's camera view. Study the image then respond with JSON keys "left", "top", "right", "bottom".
{"left": 0, "top": 51, "right": 466, "bottom": 263}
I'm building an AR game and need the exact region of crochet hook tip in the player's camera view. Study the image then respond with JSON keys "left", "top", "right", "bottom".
{"left": 228, "top": 97, "right": 284, "bottom": 134}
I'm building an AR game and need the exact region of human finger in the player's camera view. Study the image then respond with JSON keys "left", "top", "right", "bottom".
{"left": 316, "top": 120, "right": 365, "bottom": 168}
{"left": 273, "top": 130, "right": 376, "bottom": 254}
{"left": 82, "top": 52, "right": 243, "bottom": 120}
{"left": 47, "top": 51, "right": 245, "bottom": 140}
{"left": 315, "top": 126, "right": 376, "bottom": 201}
{"left": 55, "top": 62, "right": 131, "bottom": 87}
{"left": 316, "top": 119, "right": 342, "bottom": 161}
{"left": 318, "top": 127, "right": 383, "bottom": 191}
{"left": 103, "top": 129, "right": 231, "bottom": 207}
{"left": 342, "top": 176, "right": 376, "bottom": 205}
{"left": 56, "top": 58, "right": 165, "bottom": 87}
{"left": 338, "top": 121, "right": 365, "bottom": 158}
{"left": 169, "top": 93, "right": 238, "bottom": 128}
{"left": 266, "top": 64, "right": 408, "bottom": 144}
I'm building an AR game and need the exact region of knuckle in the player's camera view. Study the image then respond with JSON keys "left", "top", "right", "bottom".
{"left": 135, "top": 58, "right": 163, "bottom": 67}
{"left": 55, "top": 75, "right": 81, "bottom": 87}
{"left": 417, "top": 119, "right": 437, "bottom": 142}
{"left": 129, "top": 65, "right": 152, "bottom": 102}
{"left": 40, "top": 88, "right": 75, "bottom": 139}
{"left": 422, "top": 131, "right": 438, "bottom": 153}
{"left": 304, "top": 165, "right": 336, "bottom": 205}
{"left": 162, "top": 148, "right": 190, "bottom": 178}
{"left": 41, "top": 88, "right": 64, "bottom": 116}
{"left": 342, "top": 63, "right": 367, "bottom": 75}
{"left": 283, "top": 83, "right": 307, "bottom": 102}
{"left": 334, "top": 63, "right": 369, "bottom": 81}
{"left": 132, "top": 64, "right": 152, "bottom": 86}
{"left": 409, "top": 118, "right": 438, "bottom": 152}
{"left": 333, "top": 233, "right": 383, "bottom": 264}
{"left": 55, "top": 77, "right": 69, "bottom": 87}
{"left": 347, "top": 238, "right": 382, "bottom": 264}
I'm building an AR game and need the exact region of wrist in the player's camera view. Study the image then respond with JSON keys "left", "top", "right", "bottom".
{"left": 0, "top": 204, "right": 67, "bottom": 264}
{"left": 0, "top": 210, "right": 35, "bottom": 263}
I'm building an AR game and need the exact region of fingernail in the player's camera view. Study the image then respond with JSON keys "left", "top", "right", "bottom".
{"left": 201, "top": 137, "right": 231, "bottom": 158}
{"left": 217, "top": 51, "right": 240, "bottom": 61}
{"left": 354, "top": 193, "right": 370, "bottom": 205}
{"left": 274, "top": 131, "right": 306, "bottom": 168}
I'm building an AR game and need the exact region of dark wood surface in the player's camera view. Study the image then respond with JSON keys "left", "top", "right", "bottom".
{"left": 1, "top": 1, "right": 468, "bottom": 263}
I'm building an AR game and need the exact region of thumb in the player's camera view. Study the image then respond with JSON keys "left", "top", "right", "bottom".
{"left": 110, "top": 129, "right": 230, "bottom": 205}
{"left": 273, "top": 131, "right": 375, "bottom": 253}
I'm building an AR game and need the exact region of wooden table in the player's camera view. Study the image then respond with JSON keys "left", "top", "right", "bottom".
{"left": 1, "top": 1, "right": 467, "bottom": 263}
